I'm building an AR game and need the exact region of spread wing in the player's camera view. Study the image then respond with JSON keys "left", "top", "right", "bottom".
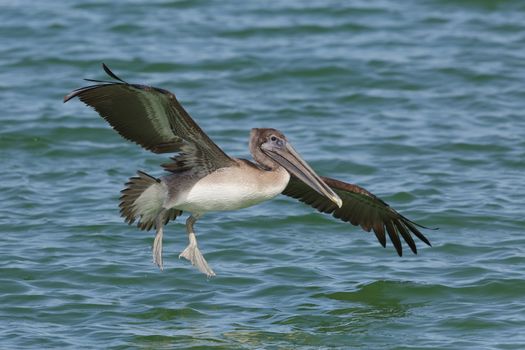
{"left": 64, "top": 63, "right": 236, "bottom": 175}
{"left": 282, "top": 176, "right": 432, "bottom": 256}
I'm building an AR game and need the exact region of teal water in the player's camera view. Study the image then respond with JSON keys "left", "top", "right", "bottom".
{"left": 1, "top": 1, "right": 525, "bottom": 349}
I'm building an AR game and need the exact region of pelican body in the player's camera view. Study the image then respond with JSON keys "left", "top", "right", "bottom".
{"left": 65, "top": 64, "right": 432, "bottom": 277}
{"left": 164, "top": 159, "right": 290, "bottom": 213}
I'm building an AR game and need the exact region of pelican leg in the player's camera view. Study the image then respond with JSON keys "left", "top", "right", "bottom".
{"left": 179, "top": 214, "right": 216, "bottom": 277}
{"left": 152, "top": 209, "right": 167, "bottom": 270}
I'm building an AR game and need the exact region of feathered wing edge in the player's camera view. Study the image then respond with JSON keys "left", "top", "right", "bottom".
{"left": 282, "top": 176, "right": 435, "bottom": 256}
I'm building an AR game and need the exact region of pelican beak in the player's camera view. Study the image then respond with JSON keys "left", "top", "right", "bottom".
{"left": 262, "top": 142, "right": 343, "bottom": 208}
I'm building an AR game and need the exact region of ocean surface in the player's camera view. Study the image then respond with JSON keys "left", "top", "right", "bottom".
{"left": 1, "top": 1, "right": 524, "bottom": 349}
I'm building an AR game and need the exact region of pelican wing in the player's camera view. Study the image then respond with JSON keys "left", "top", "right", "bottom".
{"left": 282, "top": 176, "right": 432, "bottom": 256}
{"left": 64, "top": 64, "right": 236, "bottom": 174}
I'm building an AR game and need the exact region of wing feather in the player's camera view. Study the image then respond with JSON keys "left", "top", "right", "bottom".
{"left": 372, "top": 221, "right": 387, "bottom": 248}
{"left": 282, "top": 175, "right": 433, "bottom": 256}
{"left": 384, "top": 220, "right": 402, "bottom": 255}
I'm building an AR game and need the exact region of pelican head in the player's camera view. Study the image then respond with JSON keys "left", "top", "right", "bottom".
{"left": 250, "top": 128, "right": 343, "bottom": 208}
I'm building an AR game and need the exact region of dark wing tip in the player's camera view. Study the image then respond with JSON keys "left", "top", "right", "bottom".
{"left": 372, "top": 224, "right": 387, "bottom": 248}
{"left": 403, "top": 219, "right": 432, "bottom": 247}
{"left": 63, "top": 85, "right": 93, "bottom": 103}
{"left": 63, "top": 84, "right": 110, "bottom": 103}
{"left": 403, "top": 215, "right": 439, "bottom": 231}
{"left": 64, "top": 63, "right": 128, "bottom": 103}
{"left": 63, "top": 90, "right": 76, "bottom": 103}
{"left": 102, "top": 63, "right": 127, "bottom": 83}
{"left": 385, "top": 221, "right": 403, "bottom": 256}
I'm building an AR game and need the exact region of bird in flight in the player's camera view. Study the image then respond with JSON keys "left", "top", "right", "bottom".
{"left": 64, "top": 64, "right": 432, "bottom": 277}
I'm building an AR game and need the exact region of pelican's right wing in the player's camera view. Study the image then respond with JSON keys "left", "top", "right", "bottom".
{"left": 282, "top": 175, "right": 433, "bottom": 256}
{"left": 64, "top": 64, "right": 236, "bottom": 174}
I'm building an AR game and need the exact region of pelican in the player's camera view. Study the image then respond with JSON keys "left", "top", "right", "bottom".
{"left": 64, "top": 64, "right": 432, "bottom": 277}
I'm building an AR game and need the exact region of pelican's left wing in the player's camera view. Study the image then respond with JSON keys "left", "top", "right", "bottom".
{"left": 64, "top": 64, "right": 236, "bottom": 174}
{"left": 282, "top": 176, "right": 433, "bottom": 256}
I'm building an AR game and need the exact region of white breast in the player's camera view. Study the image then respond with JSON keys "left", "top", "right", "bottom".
{"left": 169, "top": 166, "right": 290, "bottom": 213}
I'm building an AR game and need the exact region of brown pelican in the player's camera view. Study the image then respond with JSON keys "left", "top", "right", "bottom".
{"left": 64, "top": 64, "right": 432, "bottom": 277}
